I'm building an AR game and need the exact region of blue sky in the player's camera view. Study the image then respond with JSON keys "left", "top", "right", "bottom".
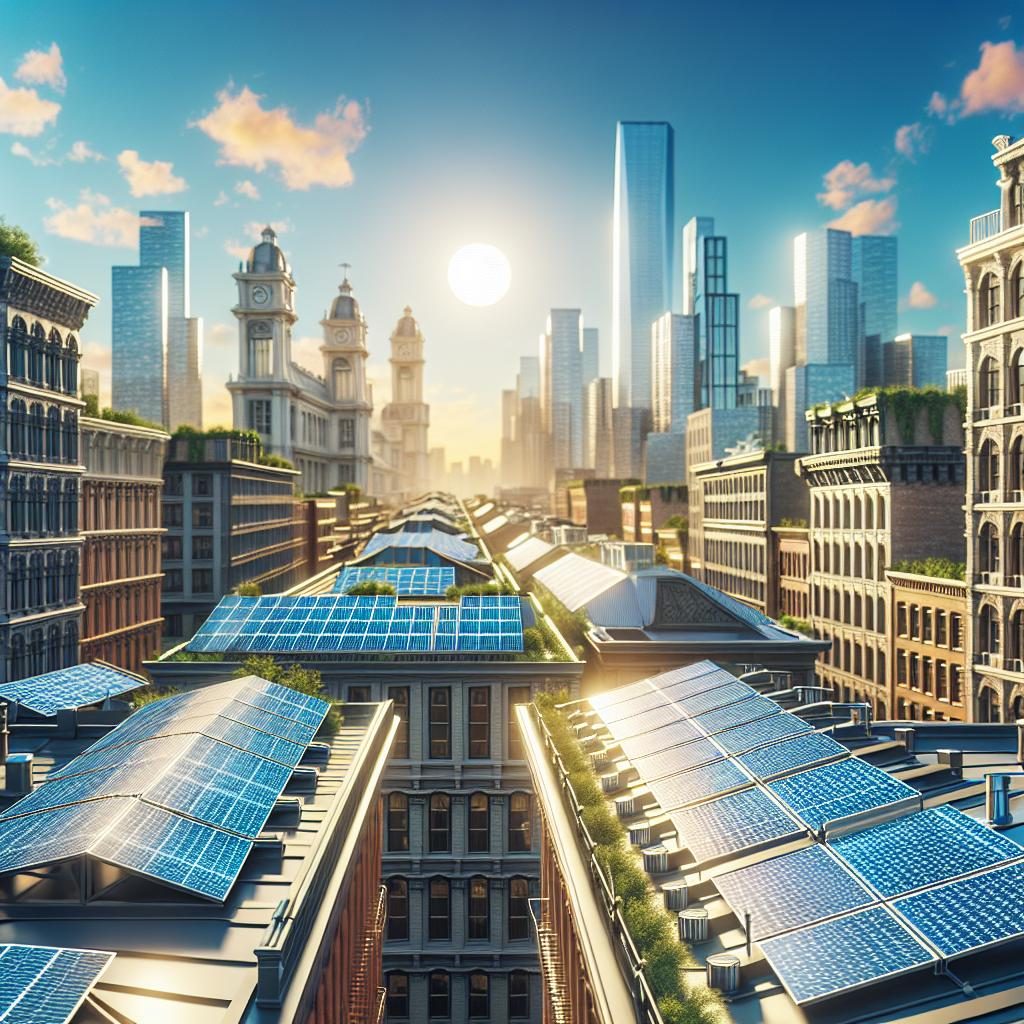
{"left": 2, "top": 1, "right": 1022, "bottom": 461}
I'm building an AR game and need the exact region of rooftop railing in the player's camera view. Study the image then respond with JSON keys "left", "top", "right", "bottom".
{"left": 970, "top": 209, "right": 1003, "bottom": 244}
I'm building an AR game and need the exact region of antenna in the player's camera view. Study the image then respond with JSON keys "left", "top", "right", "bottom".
{"left": 339, "top": 262, "right": 352, "bottom": 279}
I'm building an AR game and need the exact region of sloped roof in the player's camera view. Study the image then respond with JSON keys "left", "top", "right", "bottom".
{"left": 505, "top": 536, "right": 554, "bottom": 572}
{"left": 533, "top": 554, "right": 627, "bottom": 613}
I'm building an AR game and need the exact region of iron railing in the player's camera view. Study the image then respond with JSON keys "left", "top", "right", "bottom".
{"left": 970, "top": 209, "right": 1003, "bottom": 244}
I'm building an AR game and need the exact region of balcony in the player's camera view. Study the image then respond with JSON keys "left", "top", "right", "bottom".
{"left": 971, "top": 209, "right": 1003, "bottom": 244}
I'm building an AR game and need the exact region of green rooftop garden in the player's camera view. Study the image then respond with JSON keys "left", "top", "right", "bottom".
{"left": 890, "top": 557, "right": 966, "bottom": 581}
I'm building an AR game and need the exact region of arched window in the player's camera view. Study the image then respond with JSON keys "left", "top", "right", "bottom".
{"left": 46, "top": 406, "right": 61, "bottom": 460}
{"left": 63, "top": 410, "right": 78, "bottom": 462}
{"left": 979, "top": 439, "right": 1000, "bottom": 496}
{"left": 979, "top": 356, "right": 1000, "bottom": 410}
{"left": 9, "top": 634, "right": 25, "bottom": 681}
{"left": 387, "top": 793, "right": 409, "bottom": 851}
{"left": 1014, "top": 265, "right": 1024, "bottom": 320}
{"left": 468, "top": 972, "right": 490, "bottom": 1020}
{"left": 428, "top": 971, "right": 450, "bottom": 1020}
{"left": 1015, "top": 181, "right": 1024, "bottom": 228}
{"left": 980, "top": 603, "right": 1001, "bottom": 655}
{"left": 28, "top": 403, "right": 43, "bottom": 457}
{"left": 44, "top": 552, "right": 58, "bottom": 604}
{"left": 508, "top": 792, "right": 532, "bottom": 852}
{"left": 468, "top": 792, "right": 490, "bottom": 852}
{"left": 28, "top": 323, "right": 45, "bottom": 384}
{"left": 1012, "top": 524, "right": 1024, "bottom": 581}
{"left": 1012, "top": 610, "right": 1024, "bottom": 664}
{"left": 386, "top": 974, "right": 409, "bottom": 1019}
{"left": 8, "top": 316, "right": 27, "bottom": 378}
{"left": 46, "top": 624, "right": 61, "bottom": 673}
{"left": 45, "top": 329, "right": 61, "bottom": 389}
{"left": 980, "top": 522, "right": 1000, "bottom": 577}
{"left": 467, "top": 876, "right": 489, "bottom": 940}
{"left": 428, "top": 878, "right": 450, "bottom": 941}
{"left": 428, "top": 793, "right": 451, "bottom": 853}
{"left": 978, "top": 686, "right": 1000, "bottom": 723}
{"left": 508, "top": 877, "right": 530, "bottom": 940}
{"left": 333, "top": 357, "right": 353, "bottom": 400}
{"left": 64, "top": 336, "right": 78, "bottom": 393}
{"left": 980, "top": 273, "right": 1002, "bottom": 328}
{"left": 386, "top": 878, "right": 409, "bottom": 940}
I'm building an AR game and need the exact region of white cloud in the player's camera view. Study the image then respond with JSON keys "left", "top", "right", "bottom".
{"left": 235, "top": 178, "right": 260, "bottom": 200}
{"left": 14, "top": 43, "right": 65, "bottom": 93}
{"left": 243, "top": 218, "right": 290, "bottom": 239}
{"left": 292, "top": 335, "right": 323, "bottom": 374}
{"left": 193, "top": 84, "right": 368, "bottom": 190}
{"left": 213, "top": 190, "right": 230, "bottom": 207}
{"left": 817, "top": 160, "right": 895, "bottom": 210}
{"left": 827, "top": 197, "right": 899, "bottom": 235}
{"left": 224, "top": 240, "right": 249, "bottom": 260}
{"left": 43, "top": 189, "right": 144, "bottom": 247}
{"left": 894, "top": 122, "right": 928, "bottom": 160}
{"left": 67, "top": 140, "right": 102, "bottom": 162}
{"left": 742, "top": 357, "right": 771, "bottom": 381}
{"left": 10, "top": 140, "right": 56, "bottom": 165}
{"left": 117, "top": 149, "right": 187, "bottom": 197}
{"left": 907, "top": 280, "right": 938, "bottom": 309}
{"left": 193, "top": 224, "right": 208, "bottom": 239}
{"left": 748, "top": 293, "right": 774, "bottom": 310}
{"left": 0, "top": 76, "right": 60, "bottom": 136}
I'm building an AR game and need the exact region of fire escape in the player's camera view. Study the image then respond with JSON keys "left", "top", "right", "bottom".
{"left": 532, "top": 899, "right": 572, "bottom": 1024}
{"left": 347, "top": 883, "right": 388, "bottom": 1024}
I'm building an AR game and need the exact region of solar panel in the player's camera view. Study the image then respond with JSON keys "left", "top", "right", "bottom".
{"left": 671, "top": 787, "right": 804, "bottom": 863}
{"left": 675, "top": 680, "right": 757, "bottom": 717}
{"left": 333, "top": 566, "right": 455, "bottom": 596}
{"left": 603, "top": 703, "right": 686, "bottom": 741}
{"left": 712, "top": 712, "right": 813, "bottom": 755}
{"left": 759, "top": 906, "right": 935, "bottom": 1005}
{"left": 737, "top": 732, "right": 847, "bottom": 781}
{"left": 0, "top": 663, "right": 143, "bottom": 717}
{"left": 832, "top": 806, "right": 1024, "bottom": 898}
{"left": 627, "top": 737, "right": 724, "bottom": 779}
{"left": 691, "top": 693, "right": 780, "bottom": 736}
{"left": 893, "top": 860, "right": 1024, "bottom": 958}
{"left": 768, "top": 759, "right": 919, "bottom": 832}
{"left": 715, "top": 845, "right": 875, "bottom": 940}
{"left": 0, "top": 944, "right": 115, "bottom": 1024}
{"left": 611, "top": 716, "right": 701, "bottom": 754}
{"left": 646, "top": 758, "right": 751, "bottom": 810}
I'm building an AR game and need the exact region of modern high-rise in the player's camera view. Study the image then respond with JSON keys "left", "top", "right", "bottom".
{"left": 112, "top": 211, "right": 203, "bottom": 430}
{"left": 540, "top": 309, "right": 584, "bottom": 476}
{"left": 581, "top": 326, "right": 599, "bottom": 390}
{"left": 650, "top": 311, "right": 697, "bottom": 433}
{"left": 612, "top": 121, "right": 673, "bottom": 413}
{"left": 585, "top": 377, "right": 614, "bottom": 477}
{"left": 853, "top": 234, "right": 898, "bottom": 386}
{"left": 883, "top": 333, "right": 949, "bottom": 389}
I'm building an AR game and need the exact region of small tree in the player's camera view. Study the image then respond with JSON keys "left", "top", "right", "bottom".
{"left": 236, "top": 581, "right": 262, "bottom": 596}
{"left": 0, "top": 218, "right": 42, "bottom": 266}
{"left": 345, "top": 580, "right": 396, "bottom": 596}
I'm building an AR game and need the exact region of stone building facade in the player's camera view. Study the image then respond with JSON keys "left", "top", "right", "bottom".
{"left": 958, "top": 133, "right": 1024, "bottom": 721}
{"left": 800, "top": 393, "right": 965, "bottom": 717}
{"left": 80, "top": 416, "right": 169, "bottom": 673}
{"left": 773, "top": 524, "right": 811, "bottom": 623}
{"left": 0, "top": 257, "right": 96, "bottom": 684}
{"left": 886, "top": 569, "right": 968, "bottom": 722}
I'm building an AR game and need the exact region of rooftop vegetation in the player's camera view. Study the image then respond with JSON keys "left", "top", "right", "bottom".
{"left": 235, "top": 581, "right": 262, "bottom": 597}
{"left": 235, "top": 654, "right": 341, "bottom": 734}
{"left": 345, "top": 580, "right": 397, "bottom": 596}
{"left": 777, "top": 516, "right": 808, "bottom": 529}
{"left": 890, "top": 557, "right": 966, "bottom": 581}
{"left": 814, "top": 386, "right": 967, "bottom": 445}
{"left": 0, "top": 218, "right": 41, "bottom": 266}
{"left": 529, "top": 579, "right": 590, "bottom": 659}
{"left": 445, "top": 582, "right": 516, "bottom": 598}
{"left": 171, "top": 425, "right": 295, "bottom": 469}
{"left": 778, "top": 614, "right": 814, "bottom": 636}
{"left": 83, "top": 394, "right": 165, "bottom": 432}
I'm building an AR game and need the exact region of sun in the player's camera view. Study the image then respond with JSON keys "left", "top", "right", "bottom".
{"left": 448, "top": 243, "right": 511, "bottom": 307}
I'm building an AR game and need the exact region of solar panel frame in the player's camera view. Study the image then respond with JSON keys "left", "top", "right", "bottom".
{"left": 736, "top": 732, "right": 848, "bottom": 782}
{"left": 0, "top": 664, "right": 144, "bottom": 717}
{"left": 0, "top": 944, "right": 115, "bottom": 1024}
{"left": 646, "top": 758, "right": 752, "bottom": 810}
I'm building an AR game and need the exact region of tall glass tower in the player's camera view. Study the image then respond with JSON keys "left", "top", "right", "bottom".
{"left": 612, "top": 121, "right": 673, "bottom": 413}
{"left": 111, "top": 265, "right": 168, "bottom": 422}
{"left": 852, "top": 235, "right": 898, "bottom": 387}
{"left": 541, "top": 309, "right": 584, "bottom": 473}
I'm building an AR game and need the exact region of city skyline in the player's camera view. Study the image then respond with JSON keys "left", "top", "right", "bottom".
{"left": 1, "top": 1, "right": 1021, "bottom": 464}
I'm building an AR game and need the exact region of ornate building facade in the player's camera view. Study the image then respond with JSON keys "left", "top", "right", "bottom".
{"left": 959, "top": 134, "right": 1024, "bottom": 722}
{"left": 228, "top": 228, "right": 372, "bottom": 494}
{"left": 80, "top": 416, "right": 169, "bottom": 674}
{"left": 0, "top": 257, "right": 96, "bottom": 684}
{"left": 380, "top": 308, "right": 430, "bottom": 501}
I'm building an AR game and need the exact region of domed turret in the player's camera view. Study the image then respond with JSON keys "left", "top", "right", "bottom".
{"left": 330, "top": 278, "right": 360, "bottom": 321}
{"left": 247, "top": 226, "right": 289, "bottom": 273}
{"left": 394, "top": 306, "right": 419, "bottom": 337}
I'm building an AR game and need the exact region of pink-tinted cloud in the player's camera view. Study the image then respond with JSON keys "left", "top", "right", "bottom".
{"left": 960, "top": 40, "right": 1024, "bottom": 116}
{"left": 14, "top": 43, "right": 65, "bottom": 93}
{"left": 0, "top": 76, "right": 60, "bottom": 135}
{"left": 748, "top": 293, "right": 774, "bottom": 310}
{"left": 817, "top": 160, "right": 895, "bottom": 210}
{"left": 68, "top": 140, "right": 102, "bottom": 162}
{"left": 117, "top": 149, "right": 187, "bottom": 197}
{"left": 193, "top": 85, "right": 368, "bottom": 190}
{"left": 235, "top": 179, "right": 260, "bottom": 200}
{"left": 43, "top": 189, "right": 144, "bottom": 247}
{"left": 894, "top": 122, "right": 929, "bottom": 160}
{"left": 907, "top": 280, "right": 938, "bottom": 309}
{"left": 927, "top": 91, "right": 950, "bottom": 118}
{"left": 827, "top": 197, "right": 899, "bottom": 235}
{"left": 224, "top": 240, "right": 249, "bottom": 260}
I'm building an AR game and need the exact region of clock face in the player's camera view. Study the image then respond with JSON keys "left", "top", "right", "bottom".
{"left": 251, "top": 285, "right": 270, "bottom": 305}
{"left": 398, "top": 343, "right": 412, "bottom": 358}
{"left": 334, "top": 327, "right": 351, "bottom": 343}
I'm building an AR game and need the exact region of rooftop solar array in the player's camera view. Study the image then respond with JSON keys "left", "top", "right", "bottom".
{"left": 360, "top": 527, "right": 480, "bottom": 564}
{"left": 185, "top": 594, "right": 524, "bottom": 654}
{"left": 332, "top": 566, "right": 455, "bottom": 596}
{"left": 0, "top": 676, "right": 329, "bottom": 902}
{"left": 0, "top": 663, "right": 143, "bottom": 717}
{"left": 0, "top": 943, "right": 115, "bottom": 1024}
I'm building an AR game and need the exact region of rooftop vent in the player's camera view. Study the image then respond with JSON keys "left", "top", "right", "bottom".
{"left": 288, "top": 766, "right": 319, "bottom": 793}
{"left": 302, "top": 742, "right": 331, "bottom": 766}
{"left": 4, "top": 752, "right": 33, "bottom": 795}
{"left": 269, "top": 795, "right": 303, "bottom": 829}
{"left": 707, "top": 953, "right": 740, "bottom": 995}
{"left": 679, "top": 906, "right": 709, "bottom": 943}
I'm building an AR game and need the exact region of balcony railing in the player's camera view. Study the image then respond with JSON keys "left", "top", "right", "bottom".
{"left": 971, "top": 209, "right": 1003, "bottom": 244}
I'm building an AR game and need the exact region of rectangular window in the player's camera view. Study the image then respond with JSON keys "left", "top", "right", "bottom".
{"left": 428, "top": 880, "right": 450, "bottom": 941}
{"left": 467, "top": 877, "right": 489, "bottom": 940}
{"left": 387, "top": 793, "right": 409, "bottom": 852}
{"left": 508, "top": 793, "right": 532, "bottom": 852}
{"left": 922, "top": 610, "right": 933, "bottom": 644}
{"left": 386, "top": 879, "right": 409, "bottom": 941}
{"left": 429, "top": 687, "right": 451, "bottom": 759}
{"left": 429, "top": 794, "right": 451, "bottom": 853}
{"left": 192, "top": 503, "right": 213, "bottom": 529}
{"left": 162, "top": 569, "right": 183, "bottom": 593}
{"left": 951, "top": 613, "right": 963, "bottom": 651}
{"left": 507, "top": 686, "right": 531, "bottom": 760}
{"left": 164, "top": 473, "right": 183, "bottom": 496}
{"left": 388, "top": 686, "right": 410, "bottom": 758}
{"left": 429, "top": 973, "right": 450, "bottom": 1019}
{"left": 509, "top": 972, "right": 530, "bottom": 1020}
{"left": 192, "top": 474, "right": 212, "bottom": 496}
{"left": 191, "top": 569, "right": 213, "bottom": 593}
{"left": 936, "top": 611, "right": 948, "bottom": 647}
{"left": 468, "top": 687, "right": 490, "bottom": 758}
{"left": 161, "top": 536, "right": 182, "bottom": 560}
{"left": 339, "top": 418, "right": 355, "bottom": 447}
{"left": 248, "top": 399, "right": 272, "bottom": 434}
{"left": 387, "top": 974, "right": 409, "bottom": 1019}
{"left": 347, "top": 685, "right": 371, "bottom": 703}
{"left": 162, "top": 503, "right": 183, "bottom": 528}
{"left": 468, "top": 973, "right": 489, "bottom": 1020}
{"left": 508, "top": 878, "right": 530, "bottom": 940}
{"left": 467, "top": 793, "right": 490, "bottom": 853}
{"left": 192, "top": 535, "right": 213, "bottom": 560}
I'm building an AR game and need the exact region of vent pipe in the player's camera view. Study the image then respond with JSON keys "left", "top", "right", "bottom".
{"left": 985, "top": 773, "right": 1014, "bottom": 828}
{"left": 0, "top": 703, "right": 8, "bottom": 766}
{"left": 678, "top": 907, "right": 709, "bottom": 943}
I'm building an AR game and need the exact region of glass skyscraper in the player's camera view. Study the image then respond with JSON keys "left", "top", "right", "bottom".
{"left": 541, "top": 309, "right": 584, "bottom": 473}
{"left": 794, "top": 228, "right": 859, "bottom": 369}
{"left": 612, "top": 121, "right": 673, "bottom": 412}
{"left": 853, "top": 235, "right": 898, "bottom": 387}
{"left": 111, "top": 265, "right": 168, "bottom": 421}
{"left": 883, "top": 333, "right": 948, "bottom": 389}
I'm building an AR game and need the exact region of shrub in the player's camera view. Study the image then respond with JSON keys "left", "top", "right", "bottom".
{"left": 236, "top": 581, "right": 262, "bottom": 596}
{"left": 568, "top": 769, "right": 604, "bottom": 808}
{"left": 623, "top": 898, "right": 673, "bottom": 954}
{"left": 234, "top": 655, "right": 341, "bottom": 734}
{"left": 131, "top": 686, "right": 179, "bottom": 707}
{"left": 345, "top": 580, "right": 397, "bottom": 596}
{"left": 581, "top": 803, "right": 625, "bottom": 846}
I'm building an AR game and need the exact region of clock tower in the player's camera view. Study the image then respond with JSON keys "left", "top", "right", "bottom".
{"left": 381, "top": 307, "right": 430, "bottom": 499}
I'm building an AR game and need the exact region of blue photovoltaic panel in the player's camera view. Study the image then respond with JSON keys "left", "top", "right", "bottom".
{"left": 627, "top": 737, "right": 724, "bottom": 779}
{"left": 333, "top": 566, "right": 455, "bottom": 596}
{"left": 715, "top": 845, "right": 875, "bottom": 940}
{"left": 675, "top": 680, "right": 756, "bottom": 717}
{"left": 613, "top": 716, "right": 701, "bottom": 755}
{"left": 671, "top": 787, "right": 804, "bottom": 863}
{"left": 768, "top": 759, "right": 919, "bottom": 832}
{"left": 596, "top": 688, "right": 674, "bottom": 725}
{"left": 0, "top": 663, "right": 143, "bottom": 717}
{"left": 737, "top": 732, "right": 847, "bottom": 781}
{"left": 646, "top": 757, "right": 751, "bottom": 810}
{"left": 603, "top": 703, "right": 685, "bottom": 741}
{"left": 691, "top": 693, "right": 780, "bottom": 736}
{"left": 831, "top": 805, "right": 1024, "bottom": 898}
{"left": 712, "top": 712, "right": 813, "bottom": 755}
{"left": 759, "top": 906, "right": 935, "bottom": 1005}
{"left": 0, "top": 944, "right": 115, "bottom": 1024}
{"left": 893, "top": 860, "right": 1024, "bottom": 958}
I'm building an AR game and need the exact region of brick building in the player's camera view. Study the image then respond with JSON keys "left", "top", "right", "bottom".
{"left": 801, "top": 391, "right": 965, "bottom": 717}
{"left": 80, "top": 414, "right": 169, "bottom": 673}
{"left": 565, "top": 477, "right": 628, "bottom": 536}
{"left": 887, "top": 569, "right": 968, "bottom": 721}
{"left": 619, "top": 483, "right": 687, "bottom": 544}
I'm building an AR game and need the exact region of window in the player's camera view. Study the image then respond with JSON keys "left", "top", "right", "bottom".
{"left": 333, "top": 358, "right": 353, "bottom": 401}
{"left": 248, "top": 399, "right": 272, "bottom": 434}
{"left": 979, "top": 439, "right": 1000, "bottom": 494}
{"left": 429, "top": 793, "right": 451, "bottom": 853}
{"left": 428, "top": 878, "right": 450, "bottom": 941}
{"left": 468, "top": 972, "right": 489, "bottom": 1019}
{"left": 980, "top": 604, "right": 1001, "bottom": 655}
{"left": 388, "top": 686, "right": 410, "bottom": 758}
{"left": 429, "top": 687, "right": 451, "bottom": 758}
{"left": 162, "top": 536, "right": 182, "bottom": 560}
{"left": 509, "top": 970, "right": 530, "bottom": 1019}
{"left": 468, "top": 686, "right": 490, "bottom": 758}
{"left": 981, "top": 273, "right": 1001, "bottom": 328}
{"left": 162, "top": 503, "right": 183, "bottom": 528}
{"left": 387, "top": 793, "right": 409, "bottom": 851}
{"left": 192, "top": 569, "right": 213, "bottom": 593}
{"left": 347, "top": 684, "right": 371, "bottom": 702}
{"left": 509, "top": 877, "right": 530, "bottom": 940}
{"left": 467, "top": 876, "right": 489, "bottom": 940}
{"left": 507, "top": 685, "right": 530, "bottom": 759}
{"left": 192, "top": 474, "right": 212, "bottom": 496}
{"left": 387, "top": 973, "right": 409, "bottom": 1018}
{"left": 162, "top": 569, "right": 183, "bottom": 593}
{"left": 192, "top": 535, "right": 213, "bottom": 560}
{"left": 428, "top": 971, "right": 450, "bottom": 1019}
{"left": 508, "top": 792, "right": 532, "bottom": 852}
{"left": 387, "top": 878, "right": 409, "bottom": 940}
{"left": 468, "top": 792, "right": 490, "bottom": 853}
{"left": 979, "top": 355, "right": 1000, "bottom": 409}
{"left": 339, "top": 417, "right": 355, "bottom": 447}
{"left": 192, "top": 503, "right": 213, "bottom": 528}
